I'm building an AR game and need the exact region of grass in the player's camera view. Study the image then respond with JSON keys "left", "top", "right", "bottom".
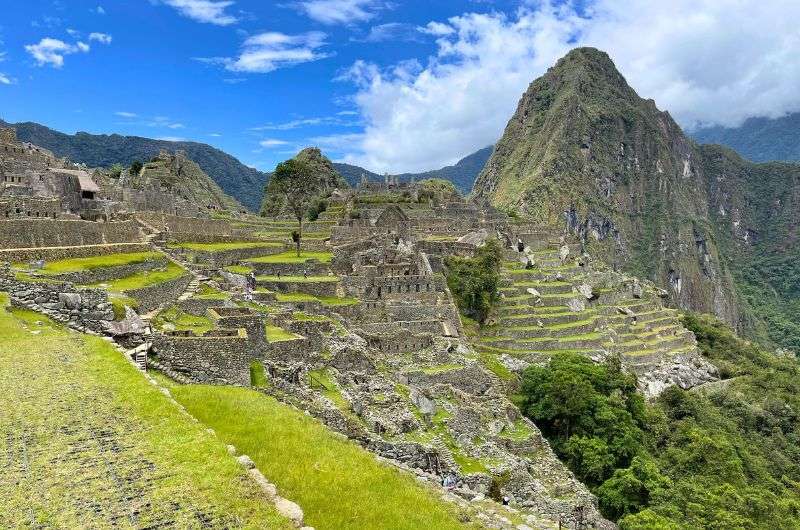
{"left": 250, "top": 361, "right": 268, "bottom": 388}
{"left": 167, "top": 384, "right": 474, "bottom": 530}
{"left": 265, "top": 324, "right": 302, "bottom": 342}
{"left": 91, "top": 262, "right": 187, "bottom": 291}
{"left": 194, "top": 284, "right": 229, "bottom": 300}
{"left": 246, "top": 251, "right": 333, "bottom": 264}
{"left": 225, "top": 265, "right": 254, "bottom": 275}
{"left": 308, "top": 368, "right": 350, "bottom": 411}
{"left": 0, "top": 293, "right": 291, "bottom": 528}
{"left": 257, "top": 275, "right": 339, "bottom": 283}
{"left": 275, "top": 293, "right": 359, "bottom": 306}
{"left": 152, "top": 306, "right": 215, "bottom": 334}
{"left": 170, "top": 242, "right": 284, "bottom": 252}
{"left": 21, "top": 251, "right": 164, "bottom": 275}
{"left": 109, "top": 293, "right": 139, "bottom": 320}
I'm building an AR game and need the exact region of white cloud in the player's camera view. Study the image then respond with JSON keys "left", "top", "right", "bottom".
{"left": 163, "top": 0, "right": 237, "bottom": 26}
{"left": 115, "top": 111, "right": 137, "bottom": 118}
{"left": 356, "top": 23, "right": 422, "bottom": 43}
{"left": 207, "top": 32, "right": 329, "bottom": 73}
{"left": 157, "top": 136, "right": 187, "bottom": 142}
{"left": 148, "top": 116, "right": 185, "bottom": 129}
{"left": 96, "top": 6, "right": 106, "bottom": 15}
{"left": 0, "top": 73, "right": 13, "bottom": 85}
{"left": 89, "top": 32, "right": 112, "bottom": 44}
{"left": 209, "top": 133, "right": 222, "bottom": 137}
{"left": 250, "top": 114, "right": 360, "bottom": 131}
{"left": 25, "top": 38, "right": 90, "bottom": 68}
{"left": 340, "top": 1, "right": 800, "bottom": 173}
{"left": 259, "top": 138, "right": 290, "bottom": 148}
{"left": 298, "top": 0, "right": 383, "bottom": 25}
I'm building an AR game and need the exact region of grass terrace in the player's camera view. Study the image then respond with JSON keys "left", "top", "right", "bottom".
{"left": 15, "top": 251, "right": 163, "bottom": 275}
{"left": 152, "top": 306, "right": 215, "bottom": 334}
{"left": 90, "top": 261, "right": 187, "bottom": 291}
{"left": 0, "top": 293, "right": 291, "bottom": 528}
{"left": 275, "top": 292, "right": 359, "bottom": 306}
{"left": 265, "top": 324, "right": 302, "bottom": 342}
{"left": 246, "top": 250, "right": 333, "bottom": 264}
{"left": 166, "top": 383, "right": 474, "bottom": 530}
{"left": 257, "top": 275, "right": 339, "bottom": 283}
{"left": 170, "top": 241, "right": 284, "bottom": 253}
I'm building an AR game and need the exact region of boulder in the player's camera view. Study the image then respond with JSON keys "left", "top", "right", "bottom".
{"left": 525, "top": 287, "right": 542, "bottom": 298}
{"left": 274, "top": 496, "right": 304, "bottom": 527}
{"left": 409, "top": 387, "right": 437, "bottom": 416}
{"left": 559, "top": 244, "right": 570, "bottom": 263}
{"left": 59, "top": 292, "right": 82, "bottom": 310}
{"left": 104, "top": 307, "right": 148, "bottom": 336}
{"left": 567, "top": 298, "right": 586, "bottom": 312}
{"left": 458, "top": 228, "right": 490, "bottom": 247}
{"left": 576, "top": 283, "right": 594, "bottom": 300}
{"left": 248, "top": 468, "right": 277, "bottom": 500}
{"left": 237, "top": 454, "right": 256, "bottom": 469}
{"left": 632, "top": 280, "right": 643, "bottom": 299}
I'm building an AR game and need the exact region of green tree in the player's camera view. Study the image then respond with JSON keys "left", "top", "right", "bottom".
{"left": 130, "top": 160, "right": 143, "bottom": 175}
{"left": 268, "top": 159, "right": 320, "bottom": 256}
{"left": 444, "top": 240, "right": 501, "bottom": 324}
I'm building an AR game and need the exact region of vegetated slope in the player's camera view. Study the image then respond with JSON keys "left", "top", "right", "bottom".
{"left": 699, "top": 145, "right": 800, "bottom": 352}
{"left": 0, "top": 294, "right": 291, "bottom": 528}
{"left": 473, "top": 47, "right": 739, "bottom": 325}
{"left": 332, "top": 146, "right": 493, "bottom": 194}
{"left": 0, "top": 119, "right": 267, "bottom": 211}
{"left": 517, "top": 314, "right": 800, "bottom": 528}
{"left": 168, "top": 384, "right": 478, "bottom": 530}
{"left": 692, "top": 111, "right": 800, "bottom": 162}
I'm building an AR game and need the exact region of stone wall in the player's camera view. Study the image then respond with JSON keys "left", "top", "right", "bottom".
{"left": 0, "top": 266, "right": 114, "bottom": 334}
{"left": 127, "top": 274, "right": 192, "bottom": 313}
{"left": 188, "top": 245, "right": 286, "bottom": 268}
{"left": 257, "top": 278, "right": 339, "bottom": 297}
{"left": 0, "top": 243, "right": 152, "bottom": 263}
{"left": 247, "top": 259, "right": 329, "bottom": 276}
{"left": 0, "top": 219, "right": 142, "bottom": 248}
{"left": 150, "top": 329, "right": 259, "bottom": 386}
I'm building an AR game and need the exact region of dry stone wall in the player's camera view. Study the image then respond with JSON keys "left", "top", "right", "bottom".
{"left": 127, "top": 274, "right": 192, "bottom": 313}
{"left": 0, "top": 219, "right": 143, "bottom": 249}
{"left": 0, "top": 243, "right": 151, "bottom": 264}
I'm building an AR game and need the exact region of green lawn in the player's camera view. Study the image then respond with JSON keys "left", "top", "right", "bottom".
{"left": 265, "top": 324, "right": 302, "bottom": 342}
{"left": 170, "top": 242, "right": 284, "bottom": 252}
{"left": 275, "top": 293, "right": 359, "bottom": 306}
{"left": 257, "top": 275, "right": 339, "bottom": 283}
{"left": 246, "top": 251, "right": 333, "bottom": 264}
{"left": 19, "top": 251, "right": 164, "bottom": 275}
{"left": 92, "top": 262, "right": 188, "bottom": 291}
{"left": 0, "top": 293, "right": 291, "bottom": 529}
{"left": 168, "top": 384, "right": 474, "bottom": 530}
{"left": 152, "top": 306, "right": 215, "bottom": 334}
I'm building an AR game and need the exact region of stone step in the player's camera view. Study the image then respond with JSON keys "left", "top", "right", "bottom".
{"left": 610, "top": 332, "right": 696, "bottom": 354}
{"left": 498, "top": 309, "right": 597, "bottom": 327}
{"left": 483, "top": 317, "right": 599, "bottom": 339}
{"left": 500, "top": 281, "right": 575, "bottom": 296}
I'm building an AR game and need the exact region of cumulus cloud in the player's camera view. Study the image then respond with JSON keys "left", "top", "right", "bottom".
{"left": 96, "top": 6, "right": 106, "bottom": 15}
{"left": 0, "top": 73, "right": 13, "bottom": 85}
{"left": 202, "top": 32, "right": 329, "bottom": 74}
{"left": 25, "top": 38, "right": 91, "bottom": 68}
{"left": 340, "top": 0, "right": 800, "bottom": 173}
{"left": 163, "top": 0, "right": 238, "bottom": 26}
{"left": 89, "top": 32, "right": 112, "bottom": 44}
{"left": 298, "top": 0, "right": 384, "bottom": 25}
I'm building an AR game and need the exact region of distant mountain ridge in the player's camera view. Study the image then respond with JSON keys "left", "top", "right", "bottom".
{"left": 0, "top": 119, "right": 268, "bottom": 211}
{"left": 332, "top": 146, "right": 493, "bottom": 194}
{"left": 691, "top": 112, "right": 800, "bottom": 163}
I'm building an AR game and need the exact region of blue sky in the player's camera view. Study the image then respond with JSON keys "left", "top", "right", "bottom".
{"left": 1, "top": 1, "right": 799, "bottom": 174}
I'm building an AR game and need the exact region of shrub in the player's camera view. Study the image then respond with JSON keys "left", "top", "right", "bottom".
{"left": 444, "top": 239, "right": 501, "bottom": 324}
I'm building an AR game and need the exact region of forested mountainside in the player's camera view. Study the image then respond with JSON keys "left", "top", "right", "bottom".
{"left": 472, "top": 47, "right": 800, "bottom": 353}
{"left": 0, "top": 119, "right": 267, "bottom": 211}
{"left": 693, "top": 112, "right": 800, "bottom": 163}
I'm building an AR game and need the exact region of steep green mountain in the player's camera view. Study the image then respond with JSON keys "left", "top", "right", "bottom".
{"left": 332, "top": 146, "right": 493, "bottom": 194}
{"left": 700, "top": 145, "right": 800, "bottom": 351}
{"left": 0, "top": 119, "right": 267, "bottom": 211}
{"left": 693, "top": 112, "right": 800, "bottom": 162}
{"left": 260, "top": 148, "right": 349, "bottom": 216}
{"left": 473, "top": 47, "right": 739, "bottom": 325}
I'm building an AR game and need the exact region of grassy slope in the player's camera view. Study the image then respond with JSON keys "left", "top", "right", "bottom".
{"left": 171, "top": 242, "right": 284, "bottom": 252}
{"left": 94, "top": 261, "right": 187, "bottom": 291}
{"left": 246, "top": 251, "right": 333, "bottom": 264}
{"left": 168, "top": 384, "right": 473, "bottom": 530}
{"left": 0, "top": 293, "right": 290, "bottom": 529}
{"left": 23, "top": 252, "right": 164, "bottom": 274}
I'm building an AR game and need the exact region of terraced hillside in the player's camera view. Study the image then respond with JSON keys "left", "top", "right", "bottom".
{"left": 476, "top": 232, "right": 716, "bottom": 396}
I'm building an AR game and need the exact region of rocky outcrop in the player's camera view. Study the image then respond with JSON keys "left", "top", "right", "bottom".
{"left": 472, "top": 47, "right": 739, "bottom": 326}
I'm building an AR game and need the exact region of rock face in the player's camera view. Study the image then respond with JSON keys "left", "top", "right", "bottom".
{"left": 472, "top": 47, "right": 739, "bottom": 325}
